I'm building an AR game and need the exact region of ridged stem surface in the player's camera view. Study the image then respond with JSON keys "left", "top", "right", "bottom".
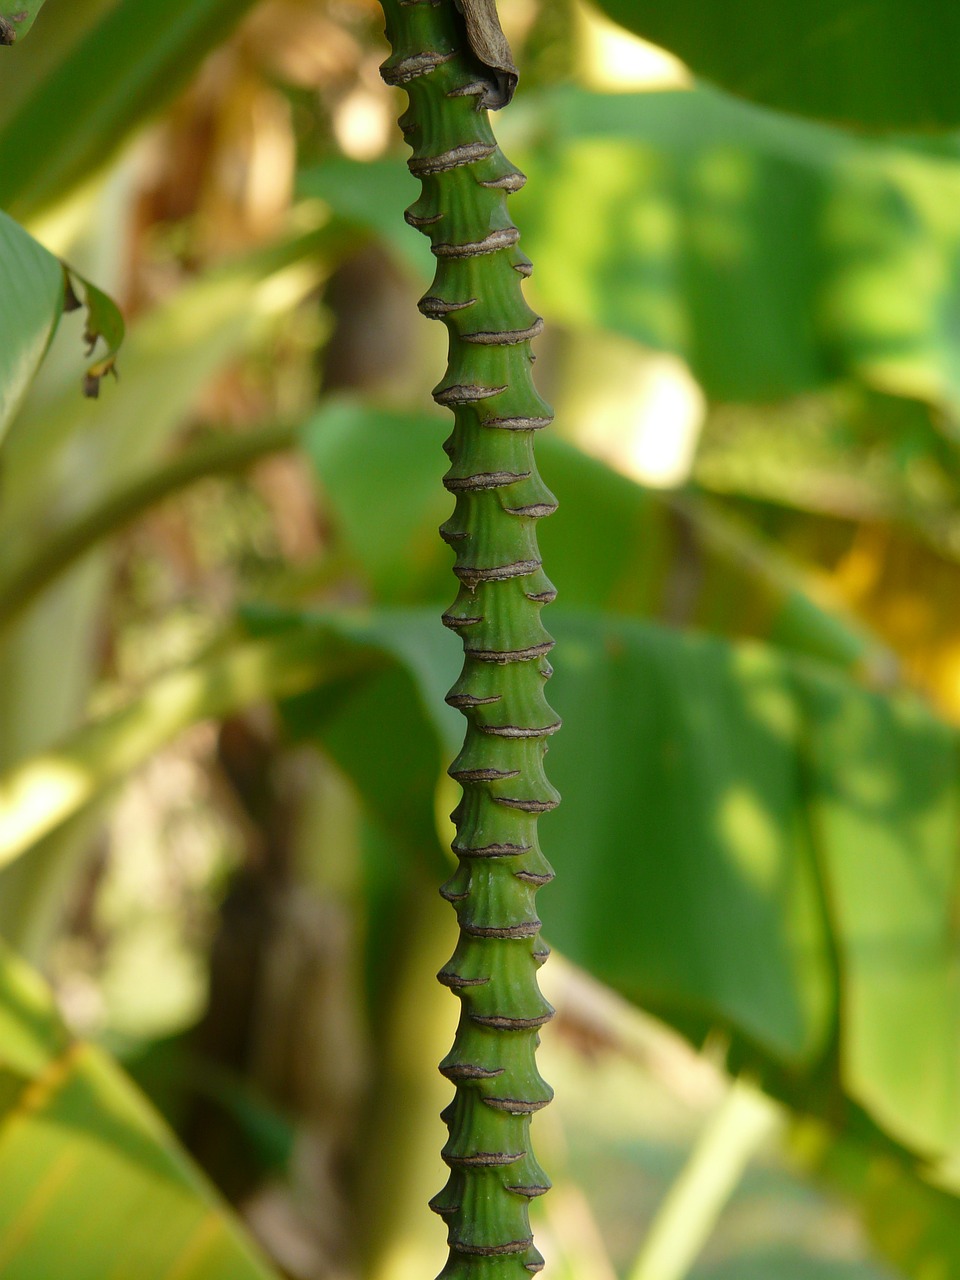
{"left": 378, "top": 3, "right": 558, "bottom": 1276}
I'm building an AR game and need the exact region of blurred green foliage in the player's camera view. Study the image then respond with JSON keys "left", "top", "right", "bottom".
{"left": 4, "top": 1, "right": 960, "bottom": 1278}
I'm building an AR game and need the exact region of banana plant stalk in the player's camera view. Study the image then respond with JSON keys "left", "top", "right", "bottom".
{"left": 377, "top": 1, "right": 559, "bottom": 1274}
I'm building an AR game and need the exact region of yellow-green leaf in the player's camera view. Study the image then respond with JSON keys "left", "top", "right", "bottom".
{"left": 0, "top": 942, "right": 279, "bottom": 1280}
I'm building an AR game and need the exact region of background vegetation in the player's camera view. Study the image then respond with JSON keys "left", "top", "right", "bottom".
{"left": 4, "top": 1, "right": 960, "bottom": 1278}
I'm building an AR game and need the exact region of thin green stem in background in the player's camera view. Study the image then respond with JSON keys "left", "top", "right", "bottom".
{"left": 377, "top": 1, "right": 558, "bottom": 1275}
{"left": 629, "top": 1079, "right": 781, "bottom": 1280}
{"left": 0, "top": 423, "right": 298, "bottom": 634}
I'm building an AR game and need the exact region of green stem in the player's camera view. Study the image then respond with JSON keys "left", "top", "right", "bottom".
{"left": 378, "top": 3, "right": 558, "bottom": 1276}
{"left": 628, "top": 1079, "right": 780, "bottom": 1280}
{"left": 0, "top": 423, "right": 298, "bottom": 634}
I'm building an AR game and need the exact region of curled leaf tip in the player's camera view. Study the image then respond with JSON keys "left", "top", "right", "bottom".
{"left": 82, "top": 353, "right": 120, "bottom": 400}
{"left": 453, "top": 0, "right": 518, "bottom": 109}
{"left": 60, "top": 266, "right": 125, "bottom": 399}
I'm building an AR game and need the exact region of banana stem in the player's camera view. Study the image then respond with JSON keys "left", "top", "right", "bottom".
{"left": 377, "top": 2, "right": 558, "bottom": 1275}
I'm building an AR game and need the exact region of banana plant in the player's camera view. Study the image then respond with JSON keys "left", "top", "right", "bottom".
{"left": 377, "top": 1, "right": 557, "bottom": 1273}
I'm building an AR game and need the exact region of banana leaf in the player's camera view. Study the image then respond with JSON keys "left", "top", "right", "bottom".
{"left": 304, "top": 87, "right": 960, "bottom": 410}
{"left": 5, "top": 600, "right": 957, "bottom": 1165}
{"left": 303, "top": 399, "right": 886, "bottom": 676}
{"left": 240, "top": 607, "right": 960, "bottom": 1175}
{"left": 0, "top": 939, "right": 280, "bottom": 1279}
{"left": 589, "top": 0, "right": 960, "bottom": 131}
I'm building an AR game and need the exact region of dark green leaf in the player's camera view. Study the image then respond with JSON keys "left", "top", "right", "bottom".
{"left": 238, "top": 606, "right": 960, "bottom": 1169}
{"left": 802, "top": 674, "right": 960, "bottom": 1155}
{"left": 543, "top": 614, "right": 834, "bottom": 1065}
{"left": 308, "top": 90, "right": 960, "bottom": 408}
{"left": 0, "top": 0, "right": 260, "bottom": 218}
{"left": 304, "top": 399, "right": 883, "bottom": 673}
{"left": 510, "top": 88, "right": 960, "bottom": 407}
{"left": 590, "top": 0, "right": 960, "bottom": 130}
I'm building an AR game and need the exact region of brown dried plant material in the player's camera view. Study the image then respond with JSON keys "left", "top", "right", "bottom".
{"left": 454, "top": 0, "right": 518, "bottom": 108}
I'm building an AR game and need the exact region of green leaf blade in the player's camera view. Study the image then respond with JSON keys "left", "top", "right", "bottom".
{"left": 311, "top": 91, "right": 960, "bottom": 412}
{"left": 592, "top": 0, "right": 960, "bottom": 130}
{"left": 0, "top": 211, "right": 64, "bottom": 443}
{"left": 542, "top": 614, "right": 835, "bottom": 1065}
{"left": 0, "top": 941, "right": 279, "bottom": 1280}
